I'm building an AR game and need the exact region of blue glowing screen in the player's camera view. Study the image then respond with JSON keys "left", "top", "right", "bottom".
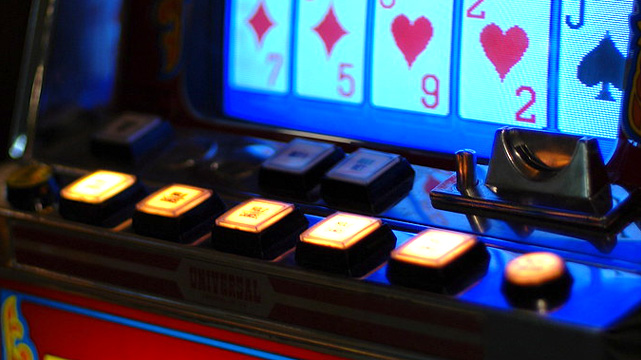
{"left": 223, "top": 0, "right": 634, "bottom": 158}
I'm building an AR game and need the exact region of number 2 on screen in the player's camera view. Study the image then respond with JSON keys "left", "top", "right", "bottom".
{"left": 466, "top": 0, "right": 485, "bottom": 19}
{"left": 516, "top": 86, "right": 536, "bottom": 123}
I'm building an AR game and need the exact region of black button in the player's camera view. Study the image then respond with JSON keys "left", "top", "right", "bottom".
{"left": 259, "top": 139, "right": 344, "bottom": 198}
{"left": 91, "top": 113, "right": 173, "bottom": 163}
{"left": 6, "top": 163, "right": 58, "bottom": 212}
{"left": 321, "top": 149, "right": 414, "bottom": 213}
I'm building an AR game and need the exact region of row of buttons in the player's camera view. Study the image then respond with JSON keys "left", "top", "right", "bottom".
{"left": 6, "top": 166, "right": 572, "bottom": 310}
{"left": 260, "top": 139, "right": 415, "bottom": 213}
{"left": 88, "top": 114, "right": 414, "bottom": 214}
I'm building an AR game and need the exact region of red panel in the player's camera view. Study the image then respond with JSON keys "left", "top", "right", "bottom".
{"left": 0, "top": 280, "right": 348, "bottom": 360}
{"left": 21, "top": 302, "right": 259, "bottom": 360}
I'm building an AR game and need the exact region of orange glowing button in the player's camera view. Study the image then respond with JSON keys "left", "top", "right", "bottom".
{"left": 392, "top": 229, "right": 477, "bottom": 268}
{"left": 137, "top": 184, "right": 212, "bottom": 218}
{"left": 300, "top": 212, "right": 381, "bottom": 250}
{"left": 216, "top": 199, "right": 294, "bottom": 233}
{"left": 61, "top": 170, "right": 136, "bottom": 204}
{"left": 505, "top": 252, "right": 566, "bottom": 287}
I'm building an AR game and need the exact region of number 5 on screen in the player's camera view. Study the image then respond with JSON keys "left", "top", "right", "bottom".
{"left": 294, "top": 0, "right": 368, "bottom": 104}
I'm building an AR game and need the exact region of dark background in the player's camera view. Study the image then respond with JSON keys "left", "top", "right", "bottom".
{"left": 1, "top": 1, "right": 32, "bottom": 161}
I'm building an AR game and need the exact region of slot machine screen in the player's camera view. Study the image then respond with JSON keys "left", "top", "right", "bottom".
{"left": 223, "top": 0, "right": 633, "bottom": 158}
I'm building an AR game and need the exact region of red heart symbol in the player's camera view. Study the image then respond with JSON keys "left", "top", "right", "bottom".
{"left": 480, "top": 23, "right": 529, "bottom": 81}
{"left": 392, "top": 15, "right": 433, "bottom": 68}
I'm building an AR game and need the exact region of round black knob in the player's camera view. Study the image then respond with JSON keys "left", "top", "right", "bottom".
{"left": 6, "top": 163, "right": 58, "bottom": 212}
{"left": 502, "top": 252, "right": 573, "bottom": 311}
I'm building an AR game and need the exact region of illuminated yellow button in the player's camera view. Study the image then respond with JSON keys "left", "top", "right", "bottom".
{"left": 391, "top": 229, "right": 477, "bottom": 268}
{"left": 136, "top": 184, "right": 212, "bottom": 218}
{"left": 211, "top": 198, "right": 306, "bottom": 259}
{"left": 300, "top": 213, "right": 381, "bottom": 250}
{"left": 61, "top": 170, "right": 136, "bottom": 204}
{"left": 216, "top": 199, "right": 294, "bottom": 233}
{"left": 505, "top": 252, "right": 566, "bottom": 287}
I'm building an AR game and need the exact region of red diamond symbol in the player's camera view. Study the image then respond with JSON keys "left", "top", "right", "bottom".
{"left": 313, "top": 4, "right": 348, "bottom": 57}
{"left": 247, "top": 1, "right": 275, "bottom": 47}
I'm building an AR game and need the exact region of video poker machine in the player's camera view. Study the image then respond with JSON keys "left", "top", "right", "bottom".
{"left": 3, "top": 0, "right": 641, "bottom": 359}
